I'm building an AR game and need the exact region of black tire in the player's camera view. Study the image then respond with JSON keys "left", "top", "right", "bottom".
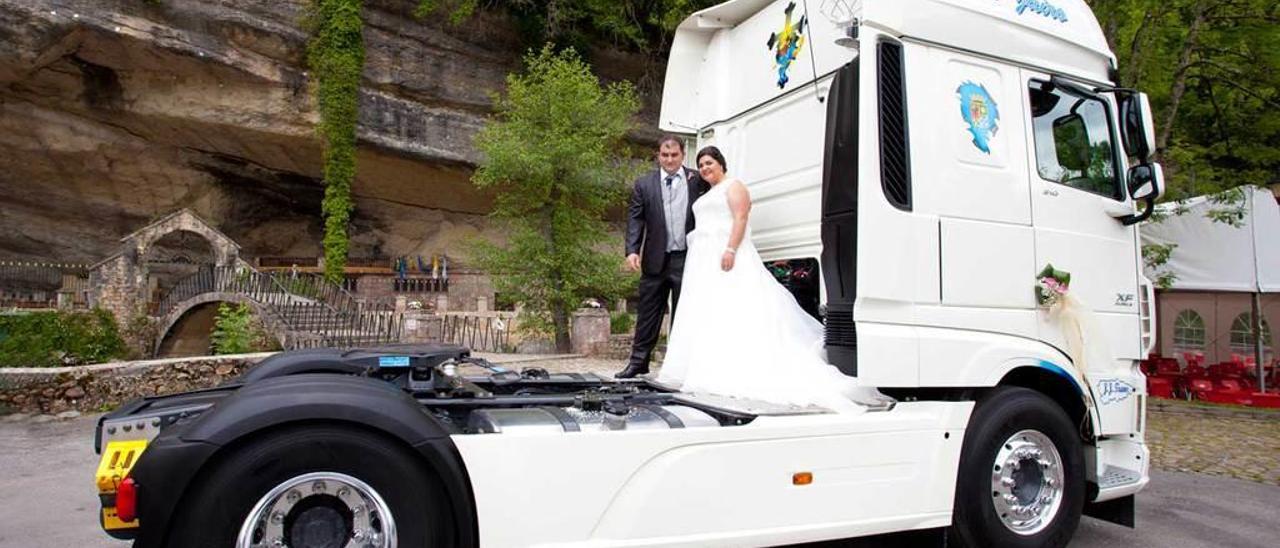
{"left": 168, "top": 425, "right": 449, "bottom": 548}
{"left": 949, "top": 387, "right": 1085, "bottom": 548}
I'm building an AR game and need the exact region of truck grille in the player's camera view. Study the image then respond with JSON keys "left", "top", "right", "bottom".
{"left": 877, "top": 39, "right": 911, "bottom": 211}
{"left": 824, "top": 303, "right": 857, "bottom": 347}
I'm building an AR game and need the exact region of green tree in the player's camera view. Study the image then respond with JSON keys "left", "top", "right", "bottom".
{"left": 471, "top": 46, "right": 641, "bottom": 352}
{"left": 416, "top": 1, "right": 720, "bottom": 53}
{"left": 307, "top": 0, "right": 366, "bottom": 283}
{"left": 1088, "top": 0, "right": 1279, "bottom": 201}
{"left": 1089, "top": 1, "right": 1278, "bottom": 286}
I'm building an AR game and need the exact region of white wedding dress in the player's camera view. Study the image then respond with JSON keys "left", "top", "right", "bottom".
{"left": 657, "top": 180, "right": 871, "bottom": 413}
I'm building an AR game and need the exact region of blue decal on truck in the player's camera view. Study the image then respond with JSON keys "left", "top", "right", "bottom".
{"left": 379, "top": 356, "right": 411, "bottom": 368}
{"left": 766, "top": 2, "right": 807, "bottom": 89}
{"left": 958, "top": 82, "right": 1000, "bottom": 154}
{"left": 1038, "top": 360, "right": 1083, "bottom": 395}
{"left": 1098, "top": 378, "right": 1137, "bottom": 405}
{"left": 1016, "top": 0, "right": 1069, "bottom": 23}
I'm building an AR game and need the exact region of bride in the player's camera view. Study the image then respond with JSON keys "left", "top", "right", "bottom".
{"left": 656, "top": 146, "right": 875, "bottom": 413}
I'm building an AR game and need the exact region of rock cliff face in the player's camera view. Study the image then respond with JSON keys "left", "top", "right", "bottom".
{"left": 0, "top": 0, "right": 659, "bottom": 263}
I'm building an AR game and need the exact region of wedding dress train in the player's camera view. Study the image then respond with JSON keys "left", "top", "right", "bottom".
{"left": 656, "top": 180, "right": 871, "bottom": 413}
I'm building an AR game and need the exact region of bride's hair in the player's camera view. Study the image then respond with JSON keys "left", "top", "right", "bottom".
{"left": 695, "top": 146, "right": 727, "bottom": 172}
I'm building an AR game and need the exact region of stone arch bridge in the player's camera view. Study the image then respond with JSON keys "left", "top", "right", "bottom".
{"left": 152, "top": 266, "right": 403, "bottom": 355}
{"left": 87, "top": 209, "right": 401, "bottom": 355}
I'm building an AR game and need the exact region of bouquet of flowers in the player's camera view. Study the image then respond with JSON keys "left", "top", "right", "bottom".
{"left": 1035, "top": 264, "right": 1071, "bottom": 308}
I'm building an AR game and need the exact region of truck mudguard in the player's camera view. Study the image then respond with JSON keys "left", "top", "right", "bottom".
{"left": 130, "top": 374, "right": 477, "bottom": 547}
{"left": 235, "top": 347, "right": 372, "bottom": 383}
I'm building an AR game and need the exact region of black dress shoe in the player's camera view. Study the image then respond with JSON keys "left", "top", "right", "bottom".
{"left": 614, "top": 364, "right": 650, "bottom": 379}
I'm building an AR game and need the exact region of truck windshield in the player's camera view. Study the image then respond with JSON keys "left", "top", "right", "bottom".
{"left": 1029, "top": 80, "right": 1121, "bottom": 200}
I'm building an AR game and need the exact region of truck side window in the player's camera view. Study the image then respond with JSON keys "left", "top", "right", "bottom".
{"left": 1028, "top": 80, "right": 1120, "bottom": 200}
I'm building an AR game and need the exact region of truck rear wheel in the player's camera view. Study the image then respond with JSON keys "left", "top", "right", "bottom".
{"left": 950, "top": 387, "right": 1084, "bottom": 548}
{"left": 169, "top": 425, "right": 446, "bottom": 548}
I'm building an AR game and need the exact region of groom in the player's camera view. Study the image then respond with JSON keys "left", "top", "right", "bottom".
{"left": 616, "top": 136, "right": 709, "bottom": 379}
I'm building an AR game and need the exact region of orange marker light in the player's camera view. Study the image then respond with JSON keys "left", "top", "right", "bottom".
{"left": 792, "top": 472, "right": 813, "bottom": 486}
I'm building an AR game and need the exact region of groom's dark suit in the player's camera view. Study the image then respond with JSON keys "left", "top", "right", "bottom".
{"left": 623, "top": 166, "right": 709, "bottom": 376}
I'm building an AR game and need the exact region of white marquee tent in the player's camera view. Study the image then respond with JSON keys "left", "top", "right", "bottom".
{"left": 1141, "top": 185, "right": 1280, "bottom": 293}
{"left": 1141, "top": 185, "right": 1279, "bottom": 390}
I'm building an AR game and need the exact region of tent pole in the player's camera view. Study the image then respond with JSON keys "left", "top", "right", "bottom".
{"left": 1254, "top": 292, "right": 1265, "bottom": 393}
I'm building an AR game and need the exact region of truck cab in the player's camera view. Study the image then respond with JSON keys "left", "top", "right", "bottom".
{"left": 663, "top": 0, "right": 1163, "bottom": 524}
{"left": 92, "top": 1, "right": 1164, "bottom": 547}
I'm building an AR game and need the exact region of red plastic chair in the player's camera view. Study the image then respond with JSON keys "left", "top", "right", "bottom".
{"left": 1182, "top": 351, "right": 1206, "bottom": 368}
{"left": 1156, "top": 360, "right": 1182, "bottom": 376}
{"left": 1147, "top": 377, "right": 1175, "bottom": 399}
{"left": 1217, "top": 379, "right": 1244, "bottom": 393}
{"left": 1181, "top": 378, "right": 1214, "bottom": 401}
{"left": 1209, "top": 362, "right": 1244, "bottom": 379}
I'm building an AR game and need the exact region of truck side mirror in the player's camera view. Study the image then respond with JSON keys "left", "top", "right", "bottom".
{"left": 1119, "top": 92, "right": 1156, "bottom": 161}
{"left": 1052, "top": 114, "right": 1090, "bottom": 171}
{"left": 1118, "top": 162, "right": 1165, "bottom": 226}
{"left": 1128, "top": 163, "right": 1164, "bottom": 201}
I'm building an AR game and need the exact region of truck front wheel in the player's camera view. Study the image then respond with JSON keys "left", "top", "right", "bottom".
{"left": 950, "top": 387, "right": 1085, "bottom": 548}
{"left": 169, "top": 425, "right": 447, "bottom": 548}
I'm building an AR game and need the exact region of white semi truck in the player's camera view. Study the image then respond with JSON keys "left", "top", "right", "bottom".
{"left": 92, "top": 1, "right": 1166, "bottom": 547}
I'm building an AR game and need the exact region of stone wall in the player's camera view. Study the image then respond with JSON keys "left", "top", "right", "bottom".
{"left": 571, "top": 308, "right": 610, "bottom": 355}
{"left": 0, "top": 353, "right": 272, "bottom": 415}
{"left": 353, "top": 271, "right": 494, "bottom": 312}
{"left": 89, "top": 253, "right": 141, "bottom": 325}
{"left": 355, "top": 275, "right": 449, "bottom": 309}
{"left": 355, "top": 276, "right": 395, "bottom": 303}
{"left": 398, "top": 307, "right": 612, "bottom": 356}
{"left": 442, "top": 271, "right": 496, "bottom": 312}
{"left": 401, "top": 309, "right": 444, "bottom": 343}
{"left": 604, "top": 334, "right": 636, "bottom": 360}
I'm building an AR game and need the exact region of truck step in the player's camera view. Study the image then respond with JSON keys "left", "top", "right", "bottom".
{"left": 1098, "top": 466, "right": 1142, "bottom": 489}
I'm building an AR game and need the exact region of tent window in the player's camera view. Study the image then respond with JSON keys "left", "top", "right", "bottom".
{"left": 1229, "top": 313, "right": 1272, "bottom": 352}
{"left": 1172, "top": 310, "right": 1206, "bottom": 351}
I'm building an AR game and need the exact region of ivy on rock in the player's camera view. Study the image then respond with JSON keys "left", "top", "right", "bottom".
{"left": 307, "top": 0, "right": 365, "bottom": 283}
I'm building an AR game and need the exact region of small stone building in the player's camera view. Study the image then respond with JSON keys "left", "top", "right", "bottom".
{"left": 90, "top": 209, "right": 242, "bottom": 325}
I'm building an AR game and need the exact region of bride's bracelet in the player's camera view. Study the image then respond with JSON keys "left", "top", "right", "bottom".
{"left": 724, "top": 248, "right": 737, "bottom": 255}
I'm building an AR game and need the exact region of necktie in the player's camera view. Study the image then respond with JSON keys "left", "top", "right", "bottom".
{"left": 665, "top": 174, "right": 675, "bottom": 189}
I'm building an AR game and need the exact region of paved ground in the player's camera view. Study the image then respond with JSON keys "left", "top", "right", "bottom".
{"left": 3, "top": 355, "right": 1278, "bottom": 547}
{"left": 1146, "top": 402, "right": 1280, "bottom": 485}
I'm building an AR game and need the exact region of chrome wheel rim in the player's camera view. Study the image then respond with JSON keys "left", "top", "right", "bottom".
{"left": 990, "top": 429, "right": 1065, "bottom": 535}
{"left": 236, "top": 472, "right": 397, "bottom": 548}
